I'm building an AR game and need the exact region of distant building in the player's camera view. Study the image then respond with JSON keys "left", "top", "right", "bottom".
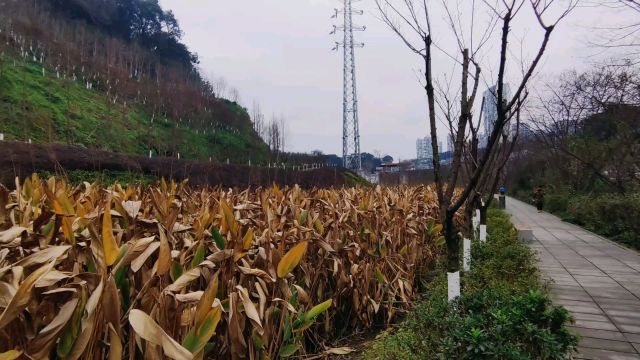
{"left": 416, "top": 137, "right": 433, "bottom": 159}
{"left": 376, "top": 163, "right": 400, "bottom": 173}
{"left": 416, "top": 136, "right": 433, "bottom": 169}
{"left": 482, "top": 84, "right": 512, "bottom": 139}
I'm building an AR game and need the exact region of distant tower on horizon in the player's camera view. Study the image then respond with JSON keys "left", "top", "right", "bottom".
{"left": 482, "top": 84, "right": 512, "bottom": 141}
{"left": 332, "top": 0, "right": 365, "bottom": 171}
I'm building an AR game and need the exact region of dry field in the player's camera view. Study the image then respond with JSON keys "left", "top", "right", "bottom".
{"left": 0, "top": 176, "right": 445, "bottom": 359}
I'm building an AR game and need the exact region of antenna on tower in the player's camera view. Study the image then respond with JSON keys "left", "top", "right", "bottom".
{"left": 331, "top": 0, "right": 365, "bottom": 171}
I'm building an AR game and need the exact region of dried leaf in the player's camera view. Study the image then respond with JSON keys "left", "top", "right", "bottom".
{"left": 122, "top": 200, "right": 142, "bottom": 219}
{"left": 165, "top": 267, "right": 201, "bottom": 293}
{"left": 242, "top": 228, "right": 254, "bottom": 250}
{"left": 194, "top": 271, "right": 219, "bottom": 326}
{"left": 0, "top": 261, "right": 55, "bottom": 329}
{"left": 27, "top": 297, "right": 79, "bottom": 358}
{"left": 129, "top": 309, "right": 193, "bottom": 360}
{"left": 102, "top": 197, "right": 120, "bottom": 266}
{"left": 157, "top": 224, "right": 171, "bottom": 276}
{"left": 108, "top": 323, "right": 122, "bottom": 360}
{"left": 0, "top": 350, "right": 22, "bottom": 360}
{"left": 14, "top": 245, "right": 71, "bottom": 268}
{"left": 237, "top": 285, "right": 263, "bottom": 335}
{"left": 0, "top": 227, "right": 27, "bottom": 244}
{"left": 277, "top": 241, "right": 308, "bottom": 278}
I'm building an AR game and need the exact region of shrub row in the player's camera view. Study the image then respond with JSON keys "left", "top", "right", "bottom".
{"left": 362, "top": 208, "right": 578, "bottom": 359}
{"left": 542, "top": 192, "right": 640, "bottom": 250}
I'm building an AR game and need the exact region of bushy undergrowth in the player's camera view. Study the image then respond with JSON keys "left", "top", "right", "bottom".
{"left": 41, "top": 170, "right": 157, "bottom": 187}
{"left": 362, "top": 208, "right": 578, "bottom": 359}
{"left": 534, "top": 192, "right": 640, "bottom": 250}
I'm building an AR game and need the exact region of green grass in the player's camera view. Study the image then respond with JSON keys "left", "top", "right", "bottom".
{"left": 40, "top": 169, "right": 157, "bottom": 187}
{"left": 343, "top": 170, "right": 371, "bottom": 187}
{"left": 361, "top": 208, "right": 578, "bottom": 359}
{"left": 0, "top": 56, "right": 270, "bottom": 163}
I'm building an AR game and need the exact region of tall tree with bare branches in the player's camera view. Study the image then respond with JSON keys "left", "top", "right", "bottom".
{"left": 376, "top": 0, "right": 576, "bottom": 289}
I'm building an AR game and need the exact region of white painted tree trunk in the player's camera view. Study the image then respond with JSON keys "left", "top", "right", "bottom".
{"left": 148, "top": 150, "right": 152, "bottom": 158}
{"left": 480, "top": 225, "right": 487, "bottom": 242}
{"left": 0, "top": 133, "right": 4, "bottom": 141}
{"left": 448, "top": 271, "right": 460, "bottom": 301}
{"left": 463, "top": 238, "right": 471, "bottom": 271}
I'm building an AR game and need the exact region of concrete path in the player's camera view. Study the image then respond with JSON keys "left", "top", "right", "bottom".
{"left": 506, "top": 197, "right": 640, "bottom": 360}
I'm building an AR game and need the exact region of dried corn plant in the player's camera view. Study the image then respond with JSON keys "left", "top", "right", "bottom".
{"left": 0, "top": 176, "right": 446, "bottom": 359}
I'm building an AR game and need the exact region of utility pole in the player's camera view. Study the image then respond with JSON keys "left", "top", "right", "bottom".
{"left": 331, "top": 0, "right": 365, "bottom": 171}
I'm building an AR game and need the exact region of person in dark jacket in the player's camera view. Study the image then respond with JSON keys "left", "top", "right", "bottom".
{"left": 532, "top": 186, "right": 545, "bottom": 212}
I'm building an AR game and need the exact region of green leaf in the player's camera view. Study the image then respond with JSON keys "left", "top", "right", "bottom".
{"left": 182, "top": 306, "right": 222, "bottom": 354}
{"left": 170, "top": 262, "right": 184, "bottom": 283}
{"left": 114, "top": 265, "right": 128, "bottom": 288}
{"left": 375, "top": 267, "right": 387, "bottom": 284}
{"left": 299, "top": 210, "right": 308, "bottom": 225}
{"left": 252, "top": 333, "right": 265, "bottom": 350}
{"left": 57, "top": 293, "right": 86, "bottom": 358}
{"left": 279, "top": 343, "right": 300, "bottom": 358}
{"left": 86, "top": 256, "right": 97, "bottom": 273}
{"left": 211, "top": 227, "right": 225, "bottom": 250}
{"left": 119, "top": 278, "right": 131, "bottom": 313}
{"left": 190, "top": 243, "right": 206, "bottom": 269}
{"left": 302, "top": 299, "right": 332, "bottom": 322}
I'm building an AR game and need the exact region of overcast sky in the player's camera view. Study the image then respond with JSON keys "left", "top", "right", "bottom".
{"left": 158, "top": 0, "right": 635, "bottom": 160}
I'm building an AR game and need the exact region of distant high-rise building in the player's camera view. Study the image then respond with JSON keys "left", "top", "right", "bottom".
{"left": 416, "top": 137, "right": 433, "bottom": 159}
{"left": 416, "top": 136, "right": 433, "bottom": 169}
{"left": 482, "top": 84, "right": 512, "bottom": 140}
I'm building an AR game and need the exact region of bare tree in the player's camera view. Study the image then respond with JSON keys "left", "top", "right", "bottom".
{"left": 376, "top": 0, "right": 575, "bottom": 280}
{"left": 530, "top": 62, "right": 640, "bottom": 192}
{"left": 251, "top": 100, "right": 265, "bottom": 138}
{"left": 229, "top": 87, "right": 241, "bottom": 103}
{"left": 591, "top": 0, "right": 640, "bottom": 62}
{"left": 213, "top": 76, "right": 228, "bottom": 99}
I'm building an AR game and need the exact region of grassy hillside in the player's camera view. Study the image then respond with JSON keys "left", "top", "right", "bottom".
{"left": 0, "top": 56, "right": 270, "bottom": 163}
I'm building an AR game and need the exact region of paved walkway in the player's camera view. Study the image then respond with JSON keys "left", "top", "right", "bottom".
{"left": 506, "top": 197, "right": 640, "bottom": 360}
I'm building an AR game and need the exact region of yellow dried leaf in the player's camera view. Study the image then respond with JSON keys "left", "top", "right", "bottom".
{"left": 0, "top": 350, "right": 22, "bottom": 360}
{"left": 157, "top": 224, "right": 171, "bottom": 276}
{"left": 102, "top": 198, "right": 120, "bottom": 266}
{"left": 194, "top": 271, "right": 219, "bottom": 326}
{"left": 242, "top": 228, "right": 254, "bottom": 250}
{"left": 108, "top": 323, "right": 122, "bottom": 360}
{"left": 277, "top": 241, "right": 308, "bottom": 278}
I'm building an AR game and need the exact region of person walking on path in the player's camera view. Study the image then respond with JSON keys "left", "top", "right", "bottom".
{"left": 532, "top": 186, "right": 545, "bottom": 212}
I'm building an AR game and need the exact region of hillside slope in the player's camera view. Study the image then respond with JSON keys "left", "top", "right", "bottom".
{"left": 0, "top": 56, "right": 270, "bottom": 163}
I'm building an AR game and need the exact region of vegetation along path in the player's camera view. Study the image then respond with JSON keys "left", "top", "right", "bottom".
{"left": 506, "top": 197, "right": 640, "bottom": 359}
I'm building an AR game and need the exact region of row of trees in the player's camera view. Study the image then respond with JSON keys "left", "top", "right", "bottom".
{"left": 510, "top": 62, "right": 640, "bottom": 194}
{"left": 251, "top": 100, "right": 287, "bottom": 155}
{"left": 376, "top": 0, "right": 576, "bottom": 296}
{"left": 375, "top": 0, "right": 640, "bottom": 297}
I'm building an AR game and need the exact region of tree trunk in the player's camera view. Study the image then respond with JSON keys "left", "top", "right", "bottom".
{"left": 445, "top": 210, "right": 461, "bottom": 272}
